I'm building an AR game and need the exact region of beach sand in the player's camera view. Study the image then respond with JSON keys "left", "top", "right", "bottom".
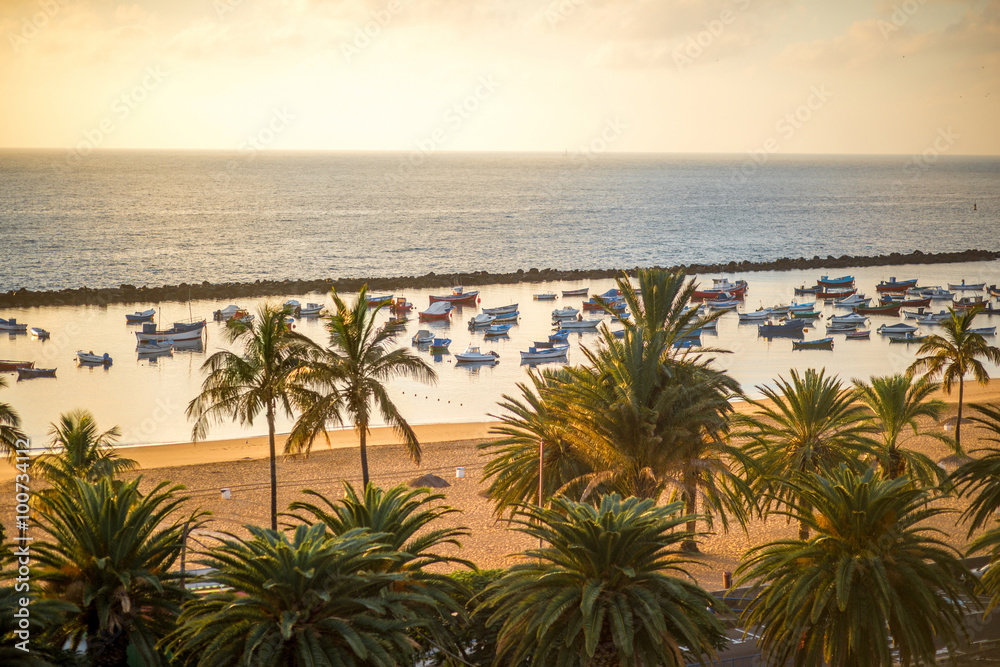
{"left": 4, "top": 383, "right": 1000, "bottom": 589}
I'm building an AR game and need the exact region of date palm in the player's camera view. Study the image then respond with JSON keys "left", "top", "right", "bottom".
{"left": 0, "top": 376, "right": 27, "bottom": 462}
{"left": 952, "top": 403, "right": 1000, "bottom": 535}
{"left": 33, "top": 409, "right": 137, "bottom": 487}
{"left": 286, "top": 285, "right": 436, "bottom": 487}
{"left": 187, "top": 302, "right": 308, "bottom": 530}
{"left": 32, "top": 477, "right": 204, "bottom": 667}
{"left": 737, "top": 465, "right": 978, "bottom": 667}
{"left": 163, "top": 524, "right": 426, "bottom": 666}
{"left": 740, "top": 368, "right": 874, "bottom": 539}
{"left": 851, "top": 374, "right": 952, "bottom": 486}
{"left": 483, "top": 494, "right": 727, "bottom": 667}
{"left": 908, "top": 307, "right": 1000, "bottom": 452}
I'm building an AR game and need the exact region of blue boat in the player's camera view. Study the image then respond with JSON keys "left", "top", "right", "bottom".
{"left": 817, "top": 275, "right": 855, "bottom": 288}
{"left": 549, "top": 330, "right": 570, "bottom": 342}
{"left": 493, "top": 310, "right": 519, "bottom": 322}
{"left": 758, "top": 320, "right": 807, "bottom": 337}
{"left": 484, "top": 324, "right": 513, "bottom": 337}
{"left": 429, "top": 338, "right": 451, "bottom": 353}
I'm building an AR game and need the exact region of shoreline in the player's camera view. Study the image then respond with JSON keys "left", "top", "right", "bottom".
{"left": 2, "top": 248, "right": 997, "bottom": 309}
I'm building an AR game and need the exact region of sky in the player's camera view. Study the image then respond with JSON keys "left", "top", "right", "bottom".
{"left": 1, "top": 0, "right": 997, "bottom": 155}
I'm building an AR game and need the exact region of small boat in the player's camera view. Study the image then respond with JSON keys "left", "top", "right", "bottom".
{"left": 532, "top": 340, "right": 557, "bottom": 349}
{"left": 492, "top": 311, "right": 519, "bottom": 323}
{"left": 412, "top": 330, "right": 434, "bottom": 344}
{"left": 971, "top": 327, "right": 997, "bottom": 336}
{"left": 833, "top": 294, "right": 870, "bottom": 308}
{"left": 557, "top": 319, "right": 603, "bottom": 331}
{"left": 954, "top": 296, "right": 988, "bottom": 310}
{"left": 903, "top": 307, "right": 936, "bottom": 320}
{"left": 815, "top": 288, "right": 857, "bottom": 300}
{"left": 829, "top": 313, "right": 869, "bottom": 325}
{"left": 854, "top": 303, "right": 902, "bottom": 316}
{"left": 136, "top": 320, "right": 207, "bottom": 343}
{"left": 949, "top": 281, "right": 985, "bottom": 291}
{"left": 533, "top": 293, "right": 558, "bottom": 300}
{"left": 691, "top": 279, "right": 748, "bottom": 300}
{"left": 418, "top": 302, "right": 453, "bottom": 322}
{"left": 136, "top": 342, "right": 174, "bottom": 357}
{"left": 919, "top": 287, "right": 955, "bottom": 300}
{"left": 988, "top": 285, "right": 1000, "bottom": 299}
{"left": 880, "top": 296, "right": 931, "bottom": 308}
{"left": 790, "top": 310, "right": 821, "bottom": 319}
{"left": 561, "top": 287, "right": 590, "bottom": 297}
{"left": 125, "top": 309, "right": 156, "bottom": 323}
{"left": 758, "top": 320, "right": 807, "bottom": 336}
{"left": 737, "top": 310, "right": 771, "bottom": 323}
{"left": 826, "top": 322, "right": 859, "bottom": 333}
{"left": 366, "top": 294, "right": 393, "bottom": 307}
{"left": 387, "top": 316, "right": 408, "bottom": 328}
{"left": 77, "top": 351, "right": 113, "bottom": 365}
{"left": 0, "top": 317, "right": 28, "bottom": 333}
{"left": 552, "top": 307, "right": 580, "bottom": 319}
{"left": 454, "top": 346, "right": 499, "bottom": 363}
{"left": 674, "top": 339, "right": 700, "bottom": 349}
{"left": 484, "top": 324, "right": 514, "bottom": 337}
{"left": 299, "top": 303, "right": 325, "bottom": 317}
{"left": 429, "top": 338, "right": 452, "bottom": 354}
{"left": 482, "top": 303, "right": 518, "bottom": 315}
{"left": 428, "top": 287, "right": 479, "bottom": 306}
{"left": 16, "top": 367, "right": 56, "bottom": 380}
{"left": 888, "top": 333, "right": 928, "bottom": 344}
{"left": 612, "top": 329, "right": 626, "bottom": 338}
{"left": 794, "top": 285, "right": 820, "bottom": 295}
{"left": 704, "top": 298, "right": 740, "bottom": 310}
{"left": 520, "top": 345, "right": 569, "bottom": 362}
{"left": 29, "top": 327, "right": 50, "bottom": 339}
{"left": 549, "top": 329, "right": 571, "bottom": 342}
{"left": 877, "top": 323, "right": 918, "bottom": 336}
{"left": 817, "top": 275, "right": 855, "bottom": 288}
{"left": 390, "top": 297, "right": 414, "bottom": 314}
{"left": 876, "top": 277, "right": 918, "bottom": 293}
{"left": 766, "top": 304, "right": 790, "bottom": 315}
{"left": 214, "top": 305, "right": 251, "bottom": 322}
{"left": 793, "top": 337, "right": 834, "bottom": 350}
{"left": 845, "top": 330, "right": 871, "bottom": 340}
{"left": 583, "top": 298, "right": 625, "bottom": 312}
{"left": 0, "top": 360, "right": 34, "bottom": 372}
{"left": 468, "top": 313, "right": 496, "bottom": 328}
{"left": 787, "top": 302, "right": 817, "bottom": 312}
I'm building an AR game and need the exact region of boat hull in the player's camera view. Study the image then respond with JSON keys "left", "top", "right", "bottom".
{"left": 854, "top": 304, "right": 902, "bottom": 316}
{"left": 428, "top": 291, "right": 480, "bottom": 305}
{"left": 136, "top": 324, "right": 205, "bottom": 343}
{"left": 16, "top": 367, "right": 56, "bottom": 379}
{"left": 0, "top": 360, "right": 34, "bottom": 371}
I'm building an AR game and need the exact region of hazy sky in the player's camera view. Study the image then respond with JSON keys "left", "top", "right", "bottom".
{"left": 2, "top": 0, "right": 997, "bottom": 155}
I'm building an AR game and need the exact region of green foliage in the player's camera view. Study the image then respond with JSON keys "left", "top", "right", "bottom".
{"left": 33, "top": 409, "right": 137, "bottom": 488}
{"left": 430, "top": 569, "right": 508, "bottom": 666}
{"left": 0, "top": 585, "right": 76, "bottom": 666}
{"left": 737, "top": 465, "right": 978, "bottom": 667}
{"left": 483, "top": 494, "right": 727, "bottom": 667}
{"left": 0, "top": 375, "right": 27, "bottom": 463}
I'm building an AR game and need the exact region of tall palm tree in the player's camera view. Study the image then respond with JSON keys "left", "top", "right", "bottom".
{"left": 740, "top": 368, "right": 874, "bottom": 539}
{"left": 163, "top": 524, "right": 427, "bottom": 666}
{"left": 737, "top": 465, "right": 978, "bottom": 667}
{"left": 851, "top": 374, "right": 953, "bottom": 486}
{"left": 483, "top": 494, "right": 727, "bottom": 666}
{"left": 32, "top": 477, "right": 204, "bottom": 667}
{"left": 0, "top": 376, "right": 27, "bottom": 462}
{"left": 0, "top": 586, "right": 75, "bottom": 666}
{"left": 286, "top": 285, "right": 436, "bottom": 487}
{"left": 187, "top": 302, "right": 308, "bottom": 530}
{"left": 33, "top": 409, "right": 137, "bottom": 487}
{"left": 907, "top": 307, "right": 1000, "bottom": 452}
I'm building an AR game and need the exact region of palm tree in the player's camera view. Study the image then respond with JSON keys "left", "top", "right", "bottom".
{"left": 483, "top": 494, "right": 727, "bottom": 666}
{"left": 737, "top": 465, "right": 978, "bottom": 667}
{"left": 187, "top": 302, "right": 308, "bottom": 530}
{"left": 0, "top": 376, "right": 27, "bottom": 461}
{"left": 32, "top": 477, "right": 204, "bottom": 667}
{"left": 286, "top": 482, "right": 472, "bottom": 659}
{"left": 851, "top": 374, "right": 953, "bottom": 486}
{"left": 163, "top": 524, "right": 426, "bottom": 666}
{"left": 286, "top": 285, "right": 436, "bottom": 488}
{"left": 908, "top": 307, "right": 1000, "bottom": 452}
{"left": 952, "top": 402, "right": 1000, "bottom": 534}
{"left": 33, "top": 409, "right": 137, "bottom": 487}
{"left": 740, "top": 368, "right": 874, "bottom": 539}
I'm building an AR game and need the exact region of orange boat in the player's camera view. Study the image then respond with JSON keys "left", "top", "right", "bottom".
{"left": 0, "top": 360, "right": 34, "bottom": 372}
{"left": 854, "top": 303, "right": 902, "bottom": 316}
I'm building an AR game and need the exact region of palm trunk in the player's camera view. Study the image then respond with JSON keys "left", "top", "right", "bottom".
{"left": 682, "top": 468, "right": 700, "bottom": 553}
{"left": 359, "top": 427, "right": 370, "bottom": 488}
{"left": 798, "top": 498, "right": 810, "bottom": 541}
{"left": 955, "top": 378, "right": 965, "bottom": 453}
{"left": 90, "top": 627, "right": 129, "bottom": 667}
{"left": 267, "top": 400, "right": 277, "bottom": 531}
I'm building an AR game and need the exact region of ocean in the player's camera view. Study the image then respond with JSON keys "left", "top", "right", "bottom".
{"left": 1, "top": 151, "right": 998, "bottom": 448}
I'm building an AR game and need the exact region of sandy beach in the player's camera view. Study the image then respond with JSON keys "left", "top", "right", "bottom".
{"left": 4, "top": 383, "right": 999, "bottom": 589}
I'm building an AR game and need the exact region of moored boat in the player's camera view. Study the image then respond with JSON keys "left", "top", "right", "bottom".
{"left": 816, "top": 275, "right": 855, "bottom": 288}
{"left": 815, "top": 287, "right": 857, "bottom": 300}
{"left": 790, "top": 310, "right": 821, "bottom": 319}
{"left": 792, "top": 337, "right": 834, "bottom": 350}
{"left": 468, "top": 313, "right": 496, "bottom": 328}
{"left": 428, "top": 287, "right": 479, "bottom": 306}
{"left": 0, "top": 317, "right": 28, "bottom": 333}
{"left": 704, "top": 298, "right": 740, "bottom": 310}
{"left": 137, "top": 342, "right": 174, "bottom": 357}
{"left": 412, "top": 329, "right": 434, "bottom": 344}
{"left": 299, "top": 303, "right": 325, "bottom": 317}
{"left": 549, "top": 329, "right": 571, "bottom": 342}
{"left": 971, "top": 327, "right": 997, "bottom": 336}
{"left": 557, "top": 319, "right": 603, "bottom": 331}
{"left": 988, "top": 285, "right": 1000, "bottom": 299}
{"left": 758, "top": 320, "right": 807, "bottom": 336}
{"left": 949, "top": 281, "right": 985, "bottom": 291}
{"left": 213, "top": 305, "right": 251, "bottom": 322}
{"left": 29, "top": 327, "right": 50, "bottom": 339}
{"left": 136, "top": 320, "right": 207, "bottom": 343}
{"left": 879, "top": 295, "right": 931, "bottom": 308}
{"left": 366, "top": 294, "right": 393, "bottom": 307}
{"left": 845, "top": 330, "right": 871, "bottom": 340}
{"left": 888, "top": 333, "right": 928, "bottom": 344}
{"left": 389, "top": 297, "right": 413, "bottom": 314}
{"left": 919, "top": 287, "right": 955, "bottom": 300}
{"left": 876, "top": 277, "right": 918, "bottom": 293}
{"left": 833, "top": 294, "right": 870, "bottom": 308}
{"left": 794, "top": 285, "right": 820, "bottom": 295}
{"left": 954, "top": 295, "right": 988, "bottom": 310}
{"left": 16, "top": 367, "right": 56, "bottom": 380}
{"left": 854, "top": 303, "right": 902, "bottom": 316}
{"left": 737, "top": 310, "right": 771, "bottom": 323}
{"left": 125, "top": 309, "right": 156, "bottom": 323}
{"left": 787, "top": 302, "right": 816, "bottom": 312}
{"left": 520, "top": 345, "right": 569, "bottom": 362}
{"left": 0, "top": 360, "right": 33, "bottom": 372}
{"left": 77, "top": 351, "right": 112, "bottom": 365}
{"left": 829, "top": 313, "right": 868, "bottom": 325}
{"left": 552, "top": 307, "right": 580, "bottom": 319}
{"left": 482, "top": 303, "right": 518, "bottom": 315}
{"left": 492, "top": 311, "right": 519, "bottom": 323}
{"left": 691, "top": 279, "right": 748, "bottom": 300}
{"left": 429, "top": 338, "right": 452, "bottom": 354}
{"left": 533, "top": 293, "right": 557, "bottom": 300}
{"left": 561, "top": 287, "right": 590, "bottom": 297}
{"left": 483, "top": 324, "right": 514, "bottom": 337}
{"left": 418, "top": 302, "right": 453, "bottom": 322}
{"left": 877, "top": 323, "right": 918, "bottom": 336}
{"left": 454, "top": 346, "right": 499, "bottom": 363}
{"left": 826, "top": 322, "right": 859, "bottom": 333}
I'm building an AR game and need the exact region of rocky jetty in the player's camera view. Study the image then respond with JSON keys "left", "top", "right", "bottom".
{"left": 2, "top": 248, "right": 997, "bottom": 309}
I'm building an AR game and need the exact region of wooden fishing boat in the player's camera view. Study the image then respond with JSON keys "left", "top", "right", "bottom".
{"left": 918, "top": 287, "right": 955, "bottom": 300}
{"left": 429, "top": 338, "right": 452, "bottom": 354}
{"left": 136, "top": 342, "right": 174, "bottom": 357}
{"left": 888, "top": 333, "right": 928, "bottom": 344}
{"left": 125, "top": 309, "right": 156, "bottom": 323}
{"left": 877, "top": 323, "right": 918, "bottom": 336}
{"left": 794, "top": 285, "right": 820, "bottom": 295}
{"left": 533, "top": 293, "right": 557, "bottom": 300}
{"left": 561, "top": 287, "right": 590, "bottom": 297}
{"left": 520, "top": 345, "right": 569, "bottom": 362}
{"left": 418, "top": 302, "right": 453, "bottom": 322}
{"left": 845, "top": 330, "right": 871, "bottom": 340}
{"left": 365, "top": 294, "right": 393, "bottom": 307}
{"left": 792, "top": 337, "right": 834, "bottom": 350}
{"left": 691, "top": 279, "right": 748, "bottom": 300}
{"left": 16, "top": 367, "right": 56, "bottom": 380}
{"left": 468, "top": 313, "right": 496, "bottom": 328}
{"left": 454, "top": 346, "right": 499, "bottom": 363}
{"left": 816, "top": 275, "right": 855, "bottom": 288}
{"left": 556, "top": 319, "right": 603, "bottom": 331}
{"left": 0, "top": 317, "right": 27, "bottom": 333}
{"left": 428, "top": 287, "right": 479, "bottom": 306}
{"left": 949, "top": 281, "right": 985, "bottom": 291}
{"left": 876, "top": 277, "right": 918, "bottom": 293}
{"left": 483, "top": 324, "right": 514, "bottom": 337}
{"left": 737, "top": 310, "right": 771, "bottom": 323}
{"left": 482, "top": 303, "right": 519, "bottom": 315}
{"left": 970, "top": 327, "right": 997, "bottom": 336}
{"left": 954, "top": 296, "right": 988, "bottom": 310}
{"left": 815, "top": 288, "right": 857, "bottom": 300}
{"left": 411, "top": 330, "right": 434, "bottom": 344}
{"left": 833, "top": 294, "right": 870, "bottom": 308}
{"left": 77, "top": 351, "right": 112, "bottom": 365}
{"left": 790, "top": 311, "right": 821, "bottom": 319}
{"left": 549, "top": 330, "right": 571, "bottom": 343}
{"left": 299, "top": 303, "right": 325, "bottom": 317}
{"left": 829, "top": 313, "right": 869, "bottom": 325}
{"left": 389, "top": 297, "right": 413, "bottom": 314}
{"left": 552, "top": 307, "right": 580, "bottom": 319}
{"left": 826, "top": 322, "right": 859, "bottom": 333}
{"left": 854, "top": 303, "right": 902, "bottom": 316}
{"left": 987, "top": 285, "right": 1000, "bottom": 299}
{"left": 29, "top": 327, "right": 50, "bottom": 339}
{"left": 787, "top": 302, "right": 816, "bottom": 312}
{"left": 492, "top": 311, "right": 519, "bottom": 323}
{"left": 758, "top": 320, "right": 807, "bottom": 336}
{"left": 0, "top": 360, "right": 33, "bottom": 372}
{"left": 880, "top": 296, "right": 931, "bottom": 308}
{"left": 135, "top": 320, "right": 207, "bottom": 343}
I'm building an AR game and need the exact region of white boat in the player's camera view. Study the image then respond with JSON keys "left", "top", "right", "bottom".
{"left": 468, "top": 313, "right": 496, "bottom": 328}
{"left": 418, "top": 302, "right": 453, "bottom": 322}
{"left": 949, "top": 282, "right": 985, "bottom": 291}
{"left": 766, "top": 304, "right": 790, "bottom": 315}
{"left": 125, "top": 309, "right": 156, "bottom": 323}
{"left": 29, "top": 327, "right": 50, "bottom": 339}
{"left": 213, "top": 305, "right": 253, "bottom": 323}
{"left": 828, "top": 313, "right": 868, "bottom": 325}
{"left": 411, "top": 330, "right": 434, "bottom": 344}
{"left": 971, "top": 327, "right": 997, "bottom": 336}
{"left": 552, "top": 307, "right": 580, "bottom": 319}
{"left": 299, "top": 303, "right": 325, "bottom": 317}
{"left": 833, "top": 294, "right": 870, "bottom": 308}
{"left": 533, "top": 293, "right": 557, "bottom": 300}
{"left": 136, "top": 341, "right": 174, "bottom": 357}
{"left": 918, "top": 287, "right": 954, "bottom": 300}
{"left": 561, "top": 287, "right": 589, "bottom": 297}
{"left": 877, "top": 323, "right": 918, "bottom": 336}
{"left": 557, "top": 319, "right": 603, "bottom": 330}
{"left": 135, "top": 320, "right": 207, "bottom": 343}
{"left": 0, "top": 317, "right": 27, "bottom": 332}
{"left": 284, "top": 300, "right": 300, "bottom": 309}
{"left": 454, "top": 346, "right": 499, "bottom": 363}
{"left": 826, "top": 322, "right": 859, "bottom": 332}
{"left": 482, "top": 304, "right": 518, "bottom": 315}
{"left": 705, "top": 299, "right": 739, "bottom": 310}
{"left": 77, "top": 351, "right": 112, "bottom": 365}
{"left": 737, "top": 310, "right": 771, "bottom": 322}
{"left": 520, "top": 345, "right": 570, "bottom": 362}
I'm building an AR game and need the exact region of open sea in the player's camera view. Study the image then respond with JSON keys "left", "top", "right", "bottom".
{"left": 1, "top": 150, "right": 998, "bottom": 449}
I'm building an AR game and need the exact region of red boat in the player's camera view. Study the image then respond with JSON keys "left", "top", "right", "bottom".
{"left": 389, "top": 297, "right": 413, "bottom": 314}
{"left": 954, "top": 296, "right": 988, "bottom": 310}
{"left": 428, "top": 288, "right": 480, "bottom": 306}
{"left": 815, "top": 288, "right": 857, "bottom": 300}
{"left": 0, "top": 360, "right": 34, "bottom": 372}
{"left": 816, "top": 275, "right": 855, "bottom": 289}
{"left": 691, "top": 280, "right": 748, "bottom": 301}
{"left": 880, "top": 296, "right": 931, "bottom": 308}
{"left": 418, "top": 302, "right": 453, "bottom": 321}
{"left": 876, "top": 278, "right": 918, "bottom": 293}
{"left": 854, "top": 303, "right": 902, "bottom": 316}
